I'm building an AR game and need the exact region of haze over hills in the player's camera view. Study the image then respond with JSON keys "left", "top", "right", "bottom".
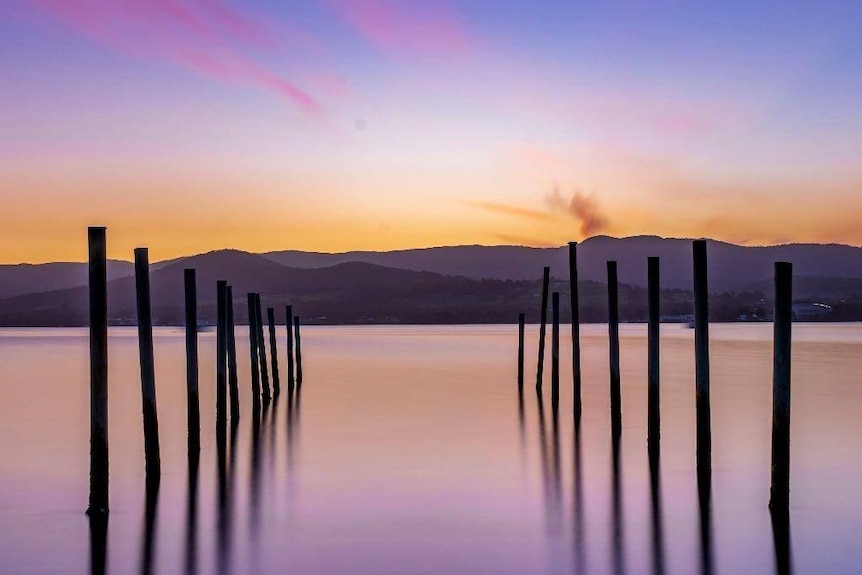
{"left": 263, "top": 236, "right": 862, "bottom": 290}
{"left": 2, "top": 236, "right": 862, "bottom": 326}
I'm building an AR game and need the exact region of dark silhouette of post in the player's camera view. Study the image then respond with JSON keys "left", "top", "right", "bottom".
{"left": 135, "top": 248, "right": 161, "bottom": 485}
{"left": 693, "top": 240, "right": 712, "bottom": 474}
{"left": 87, "top": 227, "right": 109, "bottom": 516}
{"left": 770, "top": 507, "right": 793, "bottom": 575}
{"left": 267, "top": 307, "right": 281, "bottom": 397}
{"left": 216, "top": 281, "right": 228, "bottom": 433}
{"left": 649, "top": 449, "right": 666, "bottom": 575}
{"left": 294, "top": 316, "right": 303, "bottom": 388}
{"left": 536, "top": 266, "right": 550, "bottom": 391}
{"left": 648, "top": 257, "right": 661, "bottom": 455}
{"left": 226, "top": 286, "right": 239, "bottom": 423}
{"left": 88, "top": 511, "right": 108, "bottom": 575}
{"left": 608, "top": 261, "right": 622, "bottom": 438}
{"left": 569, "top": 242, "right": 582, "bottom": 421}
{"left": 517, "top": 312, "right": 525, "bottom": 394}
{"left": 184, "top": 269, "right": 200, "bottom": 456}
{"left": 551, "top": 292, "right": 560, "bottom": 409}
{"left": 254, "top": 294, "right": 271, "bottom": 402}
{"left": 286, "top": 306, "right": 295, "bottom": 398}
{"left": 770, "top": 262, "right": 793, "bottom": 511}
{"left": 246, "top": 294, "right": 261, "bottom": 408}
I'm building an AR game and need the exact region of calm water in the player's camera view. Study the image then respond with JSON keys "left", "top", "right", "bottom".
{"left": 1, "top": 324, "right": 862, "bottom": 575}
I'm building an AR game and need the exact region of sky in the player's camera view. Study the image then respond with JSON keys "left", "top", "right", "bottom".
{"left": 1, "top": 0, "right": 862, "bottom": 262}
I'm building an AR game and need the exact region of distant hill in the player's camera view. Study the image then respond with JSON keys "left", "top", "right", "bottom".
{"left": 4, "top": 237, "right": 862, "bottom": 326}
{"left": 264, "top": 236, "right": 862, "bottom": 291}
{"left": 0, "top": 249, "right": 697, "bottom": 326}
{"left": 0, "top": 260, "right": 135, "bottom": 299}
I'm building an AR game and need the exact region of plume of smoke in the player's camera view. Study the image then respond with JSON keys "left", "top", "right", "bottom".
{"left": 545, "top": 185, "right": 610, "bottom": 237}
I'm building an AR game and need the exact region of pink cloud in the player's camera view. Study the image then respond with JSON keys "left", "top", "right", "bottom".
{"left": 326, "top": 0, "right": 471, "bottom": 56}
{"left": 26, "top": 0, "right": 322, "bottom": 114}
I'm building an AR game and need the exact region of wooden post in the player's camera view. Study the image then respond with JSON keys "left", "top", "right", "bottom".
{"left": 267, "top": 307, "right": 281, "bottom": 397}
{"left": 294, "top": 316, "right": 303, "bottom": 388}
{"left": 216, "top": 281, "right": 228, "bottom": 433}
{"left": 226, "top": 286, "right": 239, "bottom": 422}
{"left": 648, "top": 257, "right": 660, "bottom": 454}
{"left": 246, "top": 294, "right": 261, "bottom": 409}
{"left": 693, "top": 240, "right": 712, "bottom": 473}
{"left": 134, "top": 247, "right": 161, "bottom": 484}
{"left": 536, "top": 266, "right": 551, "bottom": 391}
{"left": 770, "top": 262, "right": 793, "bottom": 511}
{"left": 286, "top": 306, "right": 295, "bottom": 398}
{"left": 254, "top": 294, "right": 271, "bottom": 402}
{"left": 87, "top": 227, "right": 109, "bottom": 516}
{"left": 608, "top": 261, "right": 621, "bottom": 438}
{"left": 517, "top": 312, "right": 525, "bottom": 394}
{"left": 551, "top": 292, "right": 560, "bottom": 409}
{"left": 184, "top": 269, "right": 200, "bottom": 456}
{"left": 569, "top": 242, "right": 582, "bottom": 421}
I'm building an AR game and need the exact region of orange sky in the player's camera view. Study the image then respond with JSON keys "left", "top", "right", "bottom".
{"left": 3, "top": 1, "right": 862, "bottom": 263}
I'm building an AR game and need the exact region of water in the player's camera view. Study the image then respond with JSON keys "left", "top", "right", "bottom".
{"left": 1, "top": 324, "right": 861, "bottom": 575}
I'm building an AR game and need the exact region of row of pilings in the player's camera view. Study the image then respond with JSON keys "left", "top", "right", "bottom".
{"left": 86, "top": 227, "right": 304, "bottom": 519}
{"left": 520, "top": 239, "right": 793, "bottom": 517}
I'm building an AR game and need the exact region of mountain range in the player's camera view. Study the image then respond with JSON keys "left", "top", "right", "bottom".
{"left": 1, "top": 236, "right": 861, "bottom": 326}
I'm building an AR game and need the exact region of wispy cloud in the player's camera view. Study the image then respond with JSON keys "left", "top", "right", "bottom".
{"left": 545, "top": 185, "right": 610, "bottom": 237}
{"left": 326, "top": 0, "right": 471, "bottom": 56}
{"left": 463, "top": 200, "right": 555, "bottom": 222}
{"left": 492, "top": 233, "right": 558, "bottom": 248}
{"left": 26, "top": 0, "right": 322, "bottom": 113}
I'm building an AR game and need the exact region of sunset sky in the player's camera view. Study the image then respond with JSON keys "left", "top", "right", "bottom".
{"left": 2, "top": 1, "right": 861, "bottom": 262}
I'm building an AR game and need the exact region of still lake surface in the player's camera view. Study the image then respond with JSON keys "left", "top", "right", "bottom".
{"left": 1, "top": 324, "right": 861, "bottom": 574}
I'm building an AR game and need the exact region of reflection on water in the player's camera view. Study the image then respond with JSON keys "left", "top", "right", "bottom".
{"left": 1, "top": 324, "right": 861, "bottom": 574}
{"left": 648, "top": 450, "right": 665, "bottom": 575}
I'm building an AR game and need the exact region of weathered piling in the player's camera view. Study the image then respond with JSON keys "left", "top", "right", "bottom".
{"left": 246, "top": 294, "right": 261, "bottom": 408}
{"left": 294, "top": 316, "right": 303, "bottom": 387}
{"left": 216, "top": 281, "right": 228, "bottom": 433}
{"left": 286, "top": 305, "right": 295, "bottom": 398}
{"left": 87, "top": 226, "right": 109, "bottom": 516}
{"left": 134, "top": 247, "right": 161, "bottom": 484}
{"left": 183, "top": 269, "right": 200, "bottom": 456}
{"left": 267, "top": 307, "right": 281, "bottom": 397}
{"left": 770, "top": 262, "right": 793, "bottom": 511}
{"left": 226, "top": 286, "right": 239, "bottom": 422}
{"left": 648, "top": 257, "right": 661, "bottom": 454}
{"left": 569, "top": 242, "right": 582, "bottom": 421}
{"left": 607, "top": 261, "right": 622, "bottom": 438}
{"left": 254, "top": 294, "right": 271, "bottom": 402}
{"left": 536, "top": 266, "right": 551, "bottom": 391}
{"left": 517, "top": 312, "right": 525, "bottom": 394}
{"left": 693, "top": 239, "right": 712, "bottom": 473}
{"left": 551, "top": 292, "right": 560, "bottom": 409}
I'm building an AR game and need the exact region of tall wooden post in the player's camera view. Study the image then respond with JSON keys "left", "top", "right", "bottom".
{"left": 770, "top": 262, "right": 793, "bottom": 511}
{"left": 569, "top": 242, "right": 582, "bottom": 420}
{"left": 517, "top": 312, "right": 525, "bottom": 394}
{"left": 254, "top": 294, "right": 271, "bottom": 402}
{"left": 87, "top": 227, "right": 109, "bottom": 516}
{"left": 294, "top": 316, "right": 303, "bottom": 388}
{"left": 608, "top": 261, "right": 621, "bottom": 438}
{"left": 267, "top": 307, "right": 281, "bottom": 397}
{"left": 536, "top": 266, "right": 551, "bottom": 391}
{"left": 226, "top": 286, "right": 239, "bottom": 422}
{"left": 134, "top": 248, "right": 161, "bottom": 484}
{"left": 246, "top": 294, "right": 261, "bottom": 409}
{"left": 551, "top": 292, "right": 560, "bottom": 410}
{"left": 648, "top": 257, "right": 661, "bottom": 455}
{"left": 693, "top": 240, "right": 712, "bottom": 473}
{"left": 286, "top": 305, "right": 295, "bottom": 398}
{"left": 216, "top": 281, "right": 228, "bottom": 433}
{"left": 184, "top": 269, "right": 200, "bottom": 456}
